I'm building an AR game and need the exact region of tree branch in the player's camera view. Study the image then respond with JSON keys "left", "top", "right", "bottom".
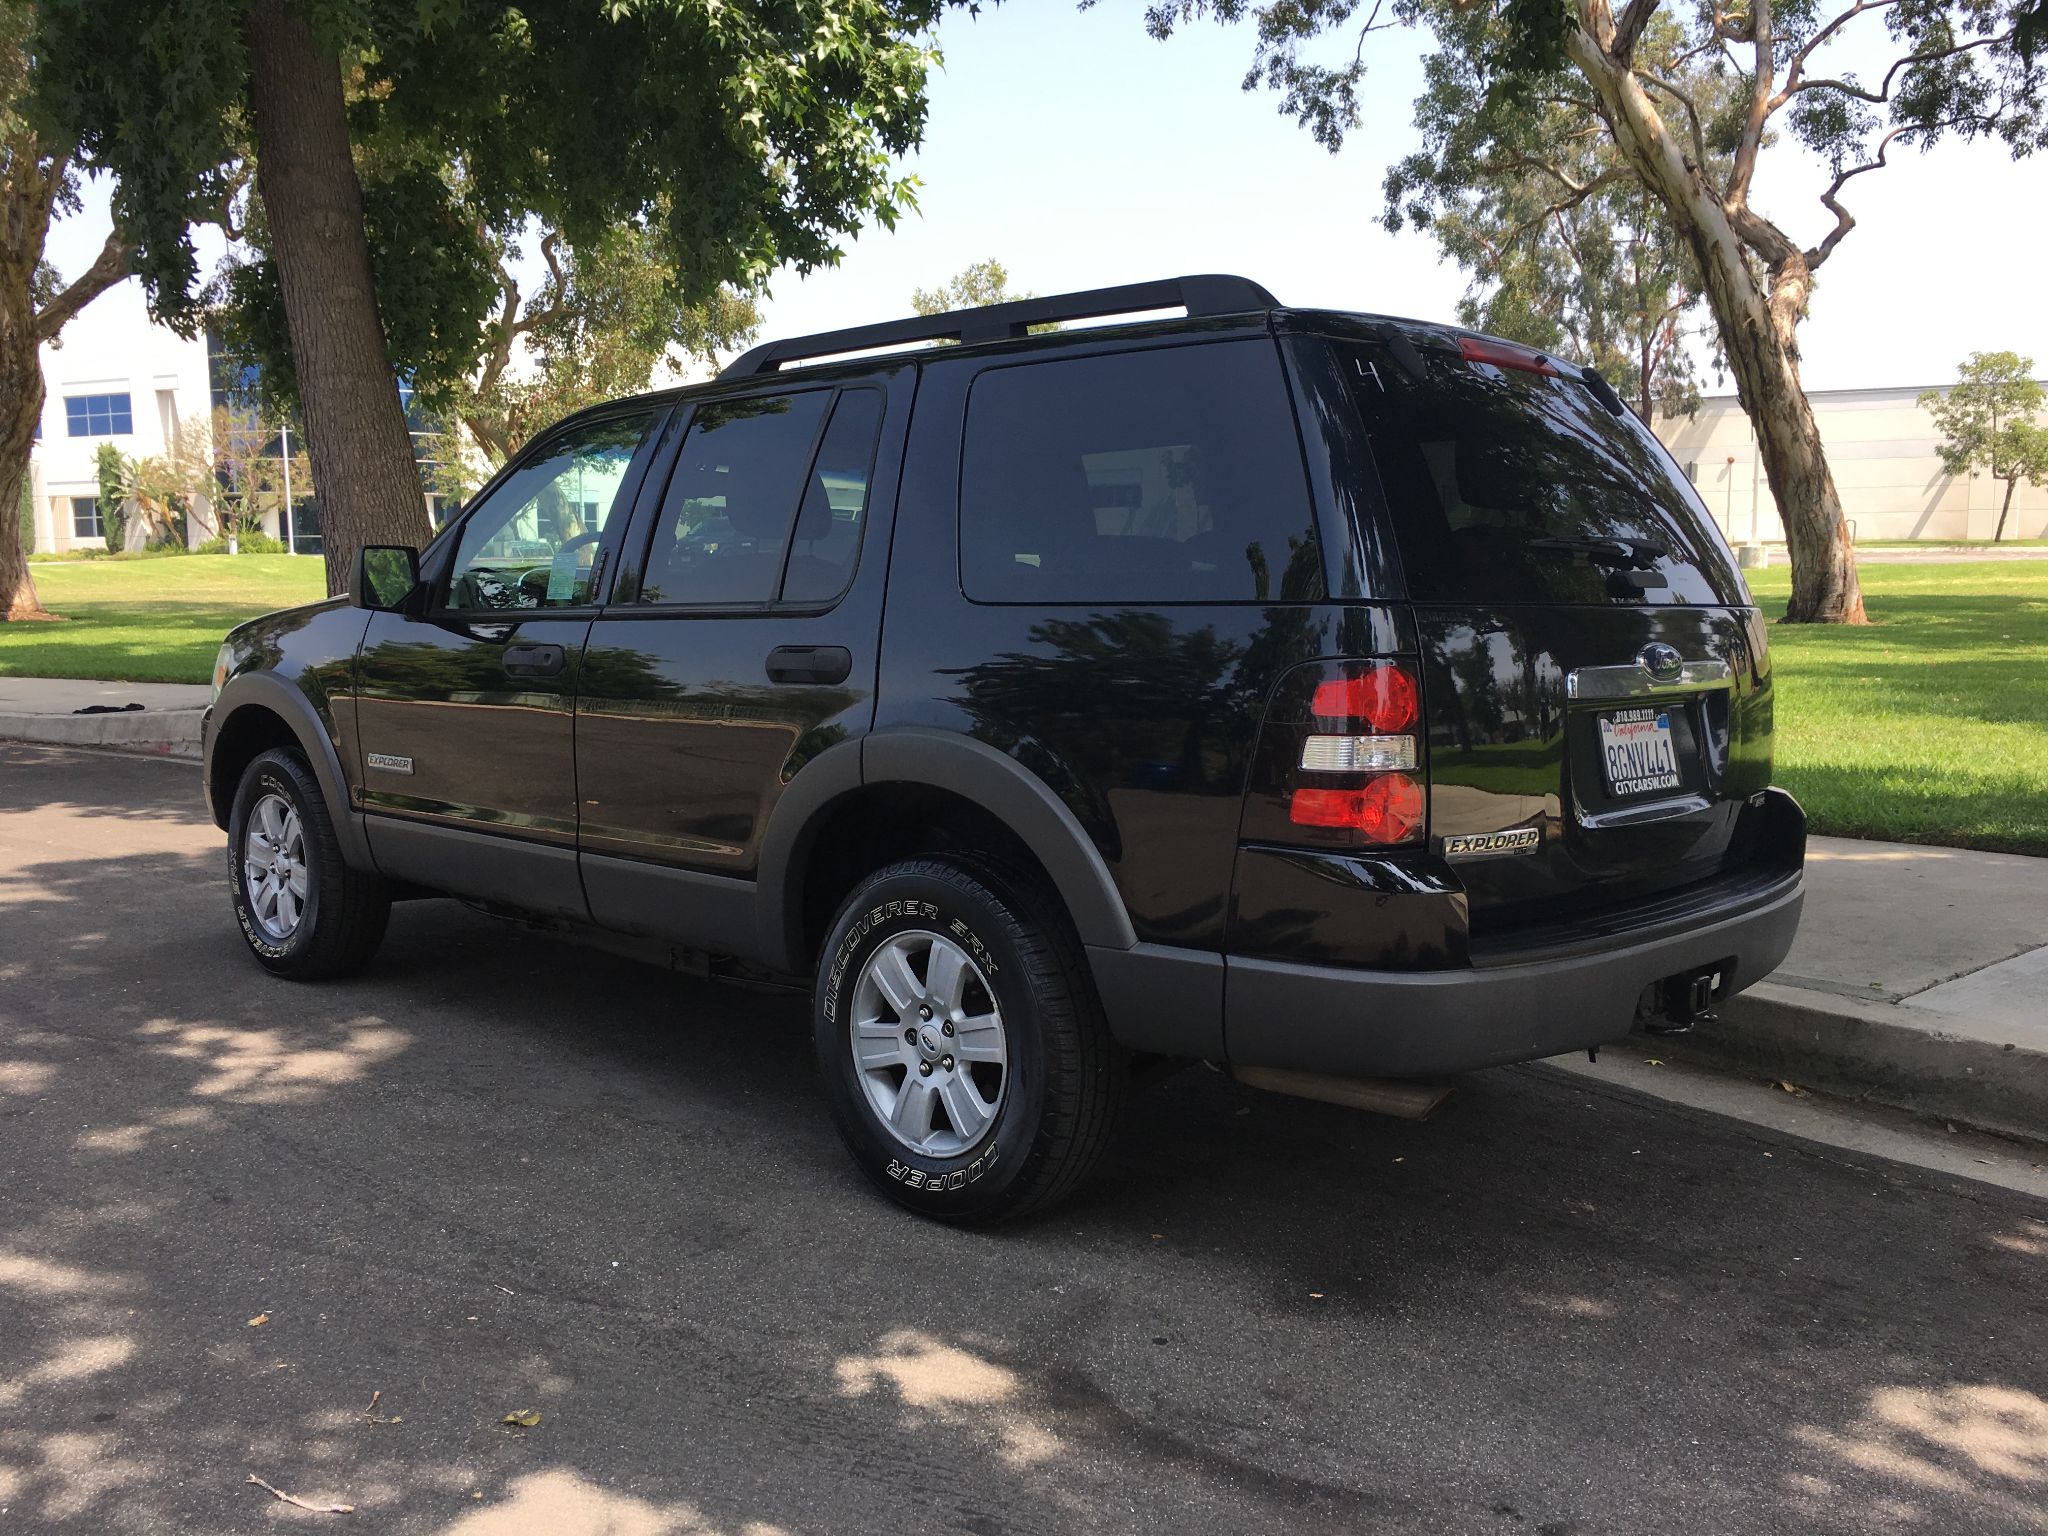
{"left": 474, "top": 263, "right": 522, "bottom": 398}
{"left": 1611, "top": 0, "right": 1662, "bottom": 63}
{"left": 1778, "top": 0, "right": 1901, "bottom": 95}
{"left": 1785, "top": 34, "right": 2012, "bottom": 105}
{"left": 1634, "top": 68, "right": 1712, "bottom": 176}
{"left": 34, "top": 226, "right": 129, "bottom": 342}
{"left": 1726, "top": 0, "right": 1777, "bottom": 207}
{"left": 1804, "top": 114, "right": 1991, "bottom": 268}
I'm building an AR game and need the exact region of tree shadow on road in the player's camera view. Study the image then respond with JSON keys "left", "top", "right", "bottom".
{"left": 2, "top": 806, "right": 2045, "bottom": 1533}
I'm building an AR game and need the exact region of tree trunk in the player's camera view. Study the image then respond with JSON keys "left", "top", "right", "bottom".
{"left": 1713, "top": 294, "right": 1864, "bottom": 621}
{"left": 1996, "top": 477, "right": 2016, "bottom": 542}
{"left": 0, "top": 291, "right": 52, "bottom": 622}
{"left": 243, "top": 0, "right": 429, "bottom": 594}
{"left": 1568, "top": 26, "right": 1865, "bottom": 624}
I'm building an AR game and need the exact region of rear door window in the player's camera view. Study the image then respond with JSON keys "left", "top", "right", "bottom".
{"left": 1336, "top": 340, "right": 1744, "bottom": 606}
{"left": 960, "top": 340, "right": 1323, "bottom": 604}
{"left": 640, "top": 391, "right": 832, "bottom": 606}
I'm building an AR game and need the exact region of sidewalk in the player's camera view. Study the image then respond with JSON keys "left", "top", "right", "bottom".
{"left": 0, "top": 676, "right": 209, "bottom": 758}
{"left": 1643, "top": 835, "right": 2048, "bottom": 1142}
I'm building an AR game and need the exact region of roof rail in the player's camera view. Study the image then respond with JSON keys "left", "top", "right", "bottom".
{"left": 718, "top": 273, "right": 1280, "bottom": 380}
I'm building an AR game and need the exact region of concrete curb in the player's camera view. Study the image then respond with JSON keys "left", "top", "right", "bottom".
{"left": 1659, "top": 979, "right": 2048, "bottom": 1145}
{"left": 0, "top": 709, "right": 204, "bottom": 759}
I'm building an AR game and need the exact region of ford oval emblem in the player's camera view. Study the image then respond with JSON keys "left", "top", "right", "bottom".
{"left": 1638, "top": 643, "right": 1684, "bottom": 684}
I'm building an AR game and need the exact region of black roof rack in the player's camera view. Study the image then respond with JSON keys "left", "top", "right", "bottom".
{"left": 719, "top": 273, "right": 1280, "bottom": 380}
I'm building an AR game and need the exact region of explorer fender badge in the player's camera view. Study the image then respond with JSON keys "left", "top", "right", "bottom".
{"left": 1441, "top": 827, "right": 1541, "bottom": 860}
{"left": 366, "top": 753, "right": 414, "bottom": 775}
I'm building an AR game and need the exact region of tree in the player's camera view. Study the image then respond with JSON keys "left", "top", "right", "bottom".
{"left": 37, "top": 0, "right": 965, "bottom": 594}
{"left": 912, "top": 258, "right": 1033, "bottom": 314}
{"left": 1136, "top": 0, "right": 2048, "bottom": 623}
{"left": 457, "top": 222, "right": 762, "bottom": 470}
{"left": 0, "top": 0, "right": 132, "bottom": 620}
{"left": 206, "top": 401, "right": 312, "bottom": 542}
{"left": 1391, "top": 43, "right": 1722, "bottom": 422}
{"left": 1921, "top": 352, "right": 2048, "bottom": 541}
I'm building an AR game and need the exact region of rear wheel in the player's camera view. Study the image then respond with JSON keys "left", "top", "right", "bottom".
{"left": 813, "top": 857, "right": 1127, "bottom": 1224}
{"left": 227, "top": 748, "right": 390, "bottom": 979}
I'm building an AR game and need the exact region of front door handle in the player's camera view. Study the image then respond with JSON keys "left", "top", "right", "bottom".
{"left": 503, "top": 642, "right": 566, "bottom": 678}
{"left": 766, "top": 645, "right": 853, "bottom": 685}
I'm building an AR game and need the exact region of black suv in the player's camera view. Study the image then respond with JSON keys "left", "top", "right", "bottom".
{"left": 204, "top": 275, "right": 1805, "bottom": 1222}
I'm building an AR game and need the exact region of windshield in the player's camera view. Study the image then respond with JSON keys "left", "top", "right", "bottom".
{"left": 1336, "top": 339, "right": 1746, "bottom": 606}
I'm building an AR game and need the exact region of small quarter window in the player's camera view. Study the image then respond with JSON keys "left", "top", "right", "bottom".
{"left": 782, "top": 390, "right": 884, "bottom": 605}
{"left": 960, "top": 341, "right": 1322, "bottom": 604}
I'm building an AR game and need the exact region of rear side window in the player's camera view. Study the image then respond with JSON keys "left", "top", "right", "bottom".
{"left": 641, "top": 392, "right": 831, "bottom": 605}
{"left": 960, "top": 341, "right": 1322, "bottom": 604}
{"left": 1337, "top": 341, "right": 1744, "bottom": 606}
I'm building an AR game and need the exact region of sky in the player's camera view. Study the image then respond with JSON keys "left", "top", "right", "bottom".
{"left": 43, "top": 3, "right": 2048, "bottom": 395}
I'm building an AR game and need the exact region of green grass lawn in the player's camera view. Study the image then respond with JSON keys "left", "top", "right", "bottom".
{"left": 1746, "top": 561, "right": 2048, "bottom": 855}
{"left": 0, "top": 555, "right": 327, "bottom": 684}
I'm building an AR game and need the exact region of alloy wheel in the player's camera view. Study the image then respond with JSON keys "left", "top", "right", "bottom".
{"left": 850, "top": 929, "right": 1008, "bottom": 1156}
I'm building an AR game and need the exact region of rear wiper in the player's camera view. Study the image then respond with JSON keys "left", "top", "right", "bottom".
{"left": 1525, "top": 534, "right": 1667, "bottom": 569}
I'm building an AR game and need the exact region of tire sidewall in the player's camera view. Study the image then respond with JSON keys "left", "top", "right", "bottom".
{"left": 227, "top": 753, "right": 323, "bottom": 970}
{"left": 815, "top": 865, "right": 1049, "bottom": 1220}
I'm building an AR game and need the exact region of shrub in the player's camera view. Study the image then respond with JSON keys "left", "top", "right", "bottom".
{"left": 195, "top": 529, "right": 288, "bottom": 555}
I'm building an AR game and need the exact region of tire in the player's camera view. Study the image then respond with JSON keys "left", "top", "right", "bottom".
{"left": 813, "top": 856, "right": 1128, "bottom": 1224}
{"left": 227, "top": 748, "right": 391, "bottom": 980}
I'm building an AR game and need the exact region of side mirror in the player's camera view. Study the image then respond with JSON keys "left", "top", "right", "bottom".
{"left": 352, "top": 545, "right": 420, "bottom": 611}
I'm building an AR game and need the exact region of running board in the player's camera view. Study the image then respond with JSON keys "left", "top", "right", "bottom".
{"left": 1232, "top": 1066, "right": 1454, "bottom": 1120}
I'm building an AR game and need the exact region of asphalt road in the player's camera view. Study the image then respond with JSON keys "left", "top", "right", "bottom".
{"left": 2, "top": 744, "right": 2044, "bottom": 1536}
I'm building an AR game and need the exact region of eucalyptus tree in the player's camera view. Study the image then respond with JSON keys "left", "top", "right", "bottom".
{"left": 37, "top": 0, "right": 963, "bottom": 590}
{"left": 1132, "top": 0, "right": 2048, "bottom": 622}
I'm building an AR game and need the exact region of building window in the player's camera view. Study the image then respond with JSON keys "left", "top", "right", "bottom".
{"left": 65, "top": 393, "right": 134, "bottom": 437}
{"left": 71, "top": 497, "right": 102, "bottom": 540}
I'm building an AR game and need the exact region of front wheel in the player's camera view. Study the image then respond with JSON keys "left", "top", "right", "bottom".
{"left": 813, "top": 857, "right": 1127, "bottom": 1224}
{"left": 227, "top": 748, "right": 390, "bottom": 980}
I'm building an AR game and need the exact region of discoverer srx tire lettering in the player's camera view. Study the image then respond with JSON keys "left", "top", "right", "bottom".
{"left": 812, "top": 857, "right": 1127, "bottom": 1225}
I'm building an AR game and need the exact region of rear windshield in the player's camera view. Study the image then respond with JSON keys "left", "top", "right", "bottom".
{"left": 1336, "top": 340, "right": 1745, "bottom": 606}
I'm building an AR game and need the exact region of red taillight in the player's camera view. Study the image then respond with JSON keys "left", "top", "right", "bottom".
{"left": 1311, "top": 664, "right": 1419, "bottom": 733}
{"left": 1457, "top": 334, "right": 1560, "bottom": 377}
{"left": 1290, "top": 774, "right": 1425, "bottom": 843}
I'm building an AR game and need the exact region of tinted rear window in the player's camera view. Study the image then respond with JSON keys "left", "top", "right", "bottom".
{"left": 960, "top": 340, "right": 1323, "bottom": 604}
{"left": 1337, "top": 340, "right": 1744, "bottom": 606}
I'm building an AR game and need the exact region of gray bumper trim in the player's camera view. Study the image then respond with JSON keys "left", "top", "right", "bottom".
{"left": 1223, "top": 876, "right": 1803, "bottom": 1078}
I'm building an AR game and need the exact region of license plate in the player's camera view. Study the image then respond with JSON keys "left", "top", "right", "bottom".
{"left": 1599, "top": 707, "right": 1682, "bottom": 797}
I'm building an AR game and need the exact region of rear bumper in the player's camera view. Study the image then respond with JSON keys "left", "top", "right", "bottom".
{"left": 1221, "top": 869, "right": 1802, "bottom": 1077}
{"left": 1088, "top": 786, "right": 1807, "bottom": 1077}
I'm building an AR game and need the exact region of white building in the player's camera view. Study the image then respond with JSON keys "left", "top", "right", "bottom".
{"left": 1655, "top": 383, "right": 2048, "bottom": 545}
{"left": 26, "top": 284, "right": 221, "bottom": 555}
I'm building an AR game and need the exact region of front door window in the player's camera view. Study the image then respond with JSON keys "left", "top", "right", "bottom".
{"left": 444, "top": 413, "right": 653, "bottom": 611}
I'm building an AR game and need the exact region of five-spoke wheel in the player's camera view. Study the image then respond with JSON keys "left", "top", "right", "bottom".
{"left": 851, "top": 930, "right": 1008, "bottom": 1156}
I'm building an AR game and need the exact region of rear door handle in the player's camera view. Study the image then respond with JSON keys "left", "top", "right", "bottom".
{"left": 766, "top": 645, "right": 853, "bottom": 685}
{"left": 503, "top": 642, "right": 566, "bottom": 678}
